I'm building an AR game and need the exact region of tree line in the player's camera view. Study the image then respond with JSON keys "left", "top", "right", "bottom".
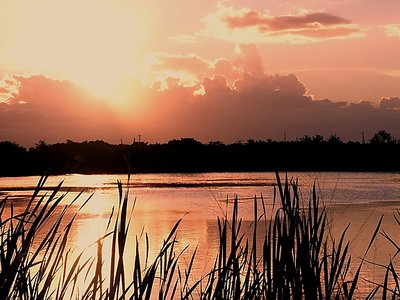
{"left": 1, "top": 130, "right": 400, "bottom": 176}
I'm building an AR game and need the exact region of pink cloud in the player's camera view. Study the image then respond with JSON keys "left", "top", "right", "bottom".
{"left": 0, "top": 75, "right": 122, "bottom": 145}
{"left": 266, "top": 13, "right": 351, "bottom": 30}
{"left": 0, "top": 87, "right": 8, "bottom": 93}
{"left": 272, "top": 27, "right": 360, "bottom": 38}
{"left": 226, "top": 11, "right": 351, "bottom": 31}
{"left": 380, "top": 96, "right": 400, "bottom": 109}
{"left": 140, "top": 72, "right": 400, "bottom": 143}
{"left": 209, "top": 6, "right": 363, "bottom": 42}
{"left": 224, "top": 10, "right": 261, "bottom": 28}
{"left": 212, "top": 58, "right": 241, "bottom": 84}
{"left": 234, "top": 44, "right": 264, "bottom": 77}
{"left": 2, "top": 47, "right": 400, "bottom": 146}
{"left": 151, "top": 44, "right": 265, "bottom": 86}
{"left": 202, "top": 75, "right": 232, "bottom": 96}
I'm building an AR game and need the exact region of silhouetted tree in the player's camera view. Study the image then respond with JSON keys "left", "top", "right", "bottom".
{"left": 312, "top": 135, "right": 324, "bottom": 143}
{"left": 327, "top": 134, "right": 343, "bottom": 144}
{"left": 299, "top": 135, "right": 312, "bottom": 143}
{"left": 208, "top": 141, "right": 224, "bottom": 147}
{"left": 2, "top": 134, "right": 400, "bottom": 175}
{"left": 370, "top": 130, "right": 395, "bottom": 144}
{"left": 34, "top": 140, "right": 48, "bottom": 150}
{"left": 0, "top": 141, "right": 27, "bottom": 175}
{"left": 246, "top": 139, "right": 255, "bottom": 145}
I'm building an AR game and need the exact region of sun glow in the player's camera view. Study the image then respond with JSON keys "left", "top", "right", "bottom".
{"left": 0, "top": 0, "right": 151, "bottom": 98}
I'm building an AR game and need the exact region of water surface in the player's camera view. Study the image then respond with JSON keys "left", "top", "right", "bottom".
{"left": 2, "top": 172, "right": 400, "bottom": 294}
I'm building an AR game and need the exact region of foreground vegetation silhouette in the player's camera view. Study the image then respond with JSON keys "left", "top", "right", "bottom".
{"left": 2, "top": 173, "right": 400, "bottom": 299}
{"left": 1, "top": 130, "right": 400, "bottom": 176}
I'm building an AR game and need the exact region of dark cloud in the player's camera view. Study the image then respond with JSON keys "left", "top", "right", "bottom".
{"left": 270, "top": 73, "right": 307, "bottom": 95}
{"left": 202, "top": 75, "right": 232, "bottom": 96}
{"left": 225, "top": 11, "right": 350, "bottom": 29}
{"left": 139, "top": 72, "right": 400, "bottom": 143}
{"left": 266, "top": 13, "right": 351, "bottom": 30}
{"left": 224, "top": 10, "right": 358, "bottom": 38}
{"left": 232, "top": 73, "right": 307, "bottom": 98}
{"left": 380, "top": 96, "right": 400, "bottom": 109}
{"left": 2, "top": 48, "right": 400, "bottom": 146}
{"left": 0, "top": 75, "right": 123, "bottom": 146}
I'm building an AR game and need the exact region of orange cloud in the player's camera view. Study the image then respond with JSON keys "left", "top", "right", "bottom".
{"left": 380, "top": 97, "right": 400, "bottom": 109}
{"left": 149, "top": 44, "right": 266, "bottom": 89}
{"left": 138, "top": 71, "right": 400, "bottom": 143}
{"left": 2, "top": 47, "right": 400, "bottom": 146}
{"left": 0, "top": 75, "right": 122, "bottom": 145}
{"left": 149, "top": 49, "right": 250, "bottom": 88}
{"left": 225, "top": 12, "right": 351, "bottom": 31}
{"left": 285, "top": 27, "right": 360, "bottom": 38}
{"left": 200, "top": 4, "right": 364, "bottom": 44}
{"left": 0, "top": 76, "right": 20, "bottom": 103}
{"left": 234, "top": 44, "right": 264, "bottom": 77}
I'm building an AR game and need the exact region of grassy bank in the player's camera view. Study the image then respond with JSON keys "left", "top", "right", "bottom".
{"left": 0, "top": 174, "right": 398, "bottom": 299}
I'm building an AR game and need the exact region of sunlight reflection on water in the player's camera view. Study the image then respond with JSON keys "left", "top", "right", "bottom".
{"left": 2, "top": 172, "right": 400, "bottom": 296}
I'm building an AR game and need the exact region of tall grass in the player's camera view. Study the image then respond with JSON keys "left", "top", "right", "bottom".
{"left": 0, "top": 173, "right": 391, "bottom": 299}
{"left": 377, "top": 209, "right": 400, "bottom": 298}
{"left": 191, "top": 173, "right": 376, "bottom": 299}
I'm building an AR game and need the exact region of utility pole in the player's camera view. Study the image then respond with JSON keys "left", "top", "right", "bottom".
{"left": 284, "top": 131, "right": 287, "bottom": 142}
{"left": 362, "top": 131, "right": 365, "bottom": 144}
{"left": 138, "top": 134, "right": 142, "bottom": 143}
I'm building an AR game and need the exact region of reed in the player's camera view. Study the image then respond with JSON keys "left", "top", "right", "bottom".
{"left": 0, "top": 173, "right": 387, "bottom": 299}
{"left": 192, "top": 173, "right": 373, "bottom": 299}
{"left": 376, "top": 209, "right": 400, "bottom": 298}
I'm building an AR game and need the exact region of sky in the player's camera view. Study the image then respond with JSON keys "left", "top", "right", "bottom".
{"left": 1, "top": 0, "right": 400, "bottom": 146}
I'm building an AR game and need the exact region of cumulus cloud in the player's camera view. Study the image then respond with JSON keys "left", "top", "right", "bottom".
{"left": 200, "top": 4, "right": 364, "bottom": 44}
{"left": 234, "top": 44, "right": 264, "bottom": 77}
{"left": 0, "top": 75, "right": 123, "bottom": 146}
{"left": 131, "top": 46, "right": 400, "bottom": 142}
{"left": 138, "top": 72, "right": 400, "bottom": 143}
{"left": 2, "top": 46, "right": 400, "bottom": 146}
{"left": 149, "top": 44, "right": 261, "bottom": 86}
{"left": 0, "top": 76, "right": 20, "bottom": 103}
{"left": 213, "top": 58, "right": 241, "bottom": 84}
{"left": 380, "top": 96, "right": 400, "bottom": 109}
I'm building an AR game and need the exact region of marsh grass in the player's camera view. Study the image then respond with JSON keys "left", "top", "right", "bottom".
{"left": 374, "top": 209, "right": 400, "bottom": 299}
{"left": 0, "top": 173, "right": 391, "bottom": 299}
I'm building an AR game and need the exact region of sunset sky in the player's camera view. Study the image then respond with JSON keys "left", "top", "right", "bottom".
{"left": 1, "top": 0, "right": 400, "bottom": 146}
